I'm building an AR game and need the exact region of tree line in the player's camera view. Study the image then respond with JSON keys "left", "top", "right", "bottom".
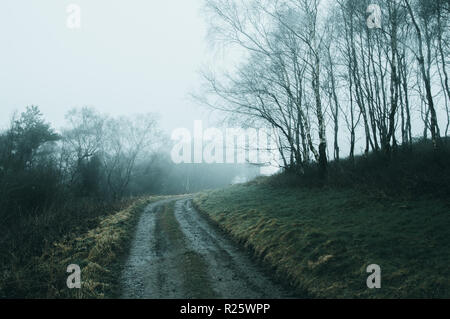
{"left": 0, "top": 106, "right": 159, "bottom": 215}
{"left": 0, "top": 106, "right": 253, "bottom": 219}
{"left": 198, "top": 0, "right": 449, "bottom": 176}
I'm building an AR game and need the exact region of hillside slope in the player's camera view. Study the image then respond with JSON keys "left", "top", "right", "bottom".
{"left": 193, "top": 179, "right": 450, "bottom": 298}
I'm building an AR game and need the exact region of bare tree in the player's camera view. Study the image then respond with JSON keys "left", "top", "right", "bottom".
{"left": 62, "top": 107, "right": 105, "bottom": 190}
{"left": 198, "top": 0, "right": 449, "bottom": 177}
{"left": 102, "top": 114, "right": 160, "bottom": 199}
{"left": 404, "top": 0, "right": 442, "bottom": 148}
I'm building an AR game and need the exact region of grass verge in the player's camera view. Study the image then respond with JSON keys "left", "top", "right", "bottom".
{"left": 193, "top": 180, "right": 450, "bottom": 298}
{"left": 7, "top": 196, "right": 165, "bottom": 298}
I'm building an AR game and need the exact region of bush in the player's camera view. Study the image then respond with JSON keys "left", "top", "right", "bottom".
{"left": 268, "top": 138, "right": 450, "bottom": 199}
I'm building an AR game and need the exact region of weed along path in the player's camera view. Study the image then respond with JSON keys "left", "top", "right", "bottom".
{"left": 121, "top": 197, "right": 295, "bottom": 298}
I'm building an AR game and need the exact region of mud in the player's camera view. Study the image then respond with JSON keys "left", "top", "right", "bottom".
{"left": 121, "top": 198, "right": 296, "bottom": 298}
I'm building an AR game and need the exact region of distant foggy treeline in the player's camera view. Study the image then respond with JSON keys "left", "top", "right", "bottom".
{"left": 199, "top": 0, "right": 449, "bottom": 176}
{"left": 0, "top": 106, "right": 257, "bottom": 218}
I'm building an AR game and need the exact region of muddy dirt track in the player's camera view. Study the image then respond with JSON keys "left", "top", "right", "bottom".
{"left": 121, "top": 197, "right": 297, "bottom": 299}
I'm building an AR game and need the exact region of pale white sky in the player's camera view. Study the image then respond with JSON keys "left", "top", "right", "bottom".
{"left": 1, "top": 1, "right": 447, "bottom": 159}
{"left": 0, "top": 0, "right": 219, "bottom": 132}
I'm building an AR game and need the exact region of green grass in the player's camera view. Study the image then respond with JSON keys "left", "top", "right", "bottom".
{"left": 193, "top": 179, "right": 450, "bottom": 298}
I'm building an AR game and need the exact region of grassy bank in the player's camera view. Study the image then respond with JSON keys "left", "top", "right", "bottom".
{"left": 1, "top": 196, "right": 164, "bottom": 298}
{"left": 193, "top": 180, "right": 450, "bottom": 298}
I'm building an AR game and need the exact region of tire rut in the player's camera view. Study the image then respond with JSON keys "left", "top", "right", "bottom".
{"left": 121, "top": 198, "right": 296, "bottom": 299}
{"left": 174, "top": 199, "right": 294, "bottom": 298}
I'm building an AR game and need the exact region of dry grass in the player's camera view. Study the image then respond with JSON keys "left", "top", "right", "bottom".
{"left": 35, "top": 197, "right": 157, "bottom": 298}
{"left": 2, "top": 196, "right": 167, "bottom": 298}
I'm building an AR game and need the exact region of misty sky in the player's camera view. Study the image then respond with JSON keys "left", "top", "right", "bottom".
{"left": 1, "top": 1, "right": 447, "bottom": 159}
{"left": 0, "top": 0, "right": 220, "bottom": 132}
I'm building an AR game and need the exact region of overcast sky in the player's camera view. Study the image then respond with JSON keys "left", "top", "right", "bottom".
{"left": 0, "top": 0, "right": 220, "bottom": 132}
{"left": 2, "top": 1, "right": 447, "bottom": 159}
